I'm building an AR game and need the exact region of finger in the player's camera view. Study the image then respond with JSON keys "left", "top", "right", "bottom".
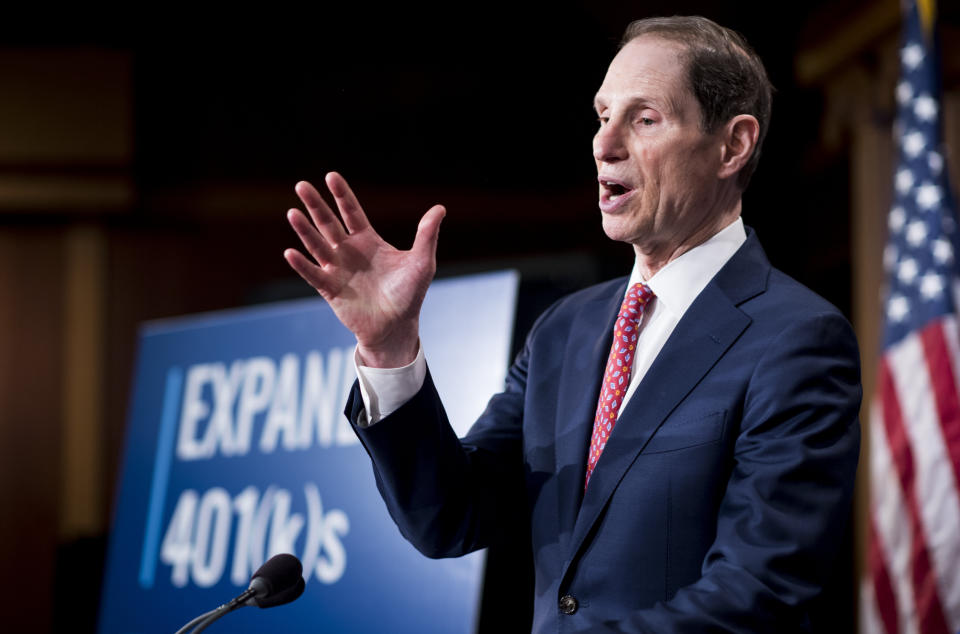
{"left": 295, "top": 180, "right": 349, "bottom": 245}
{"left": 411, "top": 204, "right": 446, "bottom": 260}
{"left": 284, "top": 248, "right": 337, "bottom": 296}
{"left": 287, "top": 208, "right": 336, "bottom": 265}
{"left": 325, "top": 172, "right": 371, "bottom": 234}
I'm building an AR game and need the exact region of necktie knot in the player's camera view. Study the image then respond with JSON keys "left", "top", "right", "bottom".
{"left": 613, "top": 283, "right": 654, "bottom": 336}
{"left": 619, "top": 282, "right": 654, "bottom": 319}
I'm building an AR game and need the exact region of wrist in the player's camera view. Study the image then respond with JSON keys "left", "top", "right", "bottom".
{"left": 356, "top": 328, "right": 420, "bottom": 369}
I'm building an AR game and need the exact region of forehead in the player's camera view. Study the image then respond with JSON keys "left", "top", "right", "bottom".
{"left": 594, "top": 36, "right": 693, "bottom": 113}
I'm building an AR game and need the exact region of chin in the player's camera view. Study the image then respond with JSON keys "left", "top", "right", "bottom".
{"left": 600, "top": 214, "right": 644, "bottom": 246}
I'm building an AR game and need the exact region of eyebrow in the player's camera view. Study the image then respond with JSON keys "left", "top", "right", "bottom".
{"left": 593, "top": 92, "right": 692, "bottom": 120}
{"left": 593, "top": 95, "right": 668, "bottom": 113}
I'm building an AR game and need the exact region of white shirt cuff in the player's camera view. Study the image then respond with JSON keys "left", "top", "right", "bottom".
{"left": 354, "top": 344, "right": 427, "bottom": 427}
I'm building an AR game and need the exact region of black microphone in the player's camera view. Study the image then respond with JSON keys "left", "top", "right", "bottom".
{"left": 254, "top": 577, "right": 306, "bottom": 608}
{"left": 245, "top": 553, "right": 303, "bottom": 606}
{"left": 173, "top": 554, "right": 305, "bottom": 634}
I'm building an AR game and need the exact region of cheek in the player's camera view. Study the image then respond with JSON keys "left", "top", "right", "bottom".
{"left": 634, "top": 142, "right": 668, "bottom": 185}
{"left": 635, "top": 143, "right": 656, "bottom": 167}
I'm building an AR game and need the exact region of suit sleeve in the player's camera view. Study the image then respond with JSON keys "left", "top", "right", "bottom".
{"left": 344, "top": 326, "right": 535, "bottom": 559}
{"left": 602, "top": 311, "right": 862, "bottom": 633}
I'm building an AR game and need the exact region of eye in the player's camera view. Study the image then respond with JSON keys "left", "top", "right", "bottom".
{"left": 597, "top": 115, "right": 609, "bottom": 126}
{"left": 639, "top": 117, "right": 655, "bottom": 126}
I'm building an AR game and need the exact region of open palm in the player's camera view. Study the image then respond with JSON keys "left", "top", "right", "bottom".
{"left": 284, "top": 172, "right": 444, "bottom": 368}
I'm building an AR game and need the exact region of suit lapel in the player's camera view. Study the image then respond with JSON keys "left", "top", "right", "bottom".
{"left": 553, "top": 280, "right": 627, "bottom": 549}
{"left": 559, "top": 232, "right": 769, "bottom": 583}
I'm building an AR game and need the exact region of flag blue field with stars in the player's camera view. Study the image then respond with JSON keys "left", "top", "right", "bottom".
{"left": 882, "top": 0, "right": 958, "bottom": 346}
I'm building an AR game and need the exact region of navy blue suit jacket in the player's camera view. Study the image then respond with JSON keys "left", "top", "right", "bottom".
{"left": 347, "top": 231, "right": 861, "bottom": 632}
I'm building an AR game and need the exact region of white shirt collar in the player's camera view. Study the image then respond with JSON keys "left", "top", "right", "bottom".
{"left": 627, "top": 216, "right": 747, "bottom": 318}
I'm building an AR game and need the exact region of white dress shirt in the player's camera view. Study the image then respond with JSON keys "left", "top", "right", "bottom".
{"left": 355, "top": 217, "right": 747, "bottom": 426}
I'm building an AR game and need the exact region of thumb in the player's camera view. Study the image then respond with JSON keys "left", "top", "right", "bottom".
{"left": 412, "top": 204, "right": 445, "bottom": 259}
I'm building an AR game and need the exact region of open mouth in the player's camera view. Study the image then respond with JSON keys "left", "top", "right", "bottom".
{"left": 604, "top": 181, "right": 630, "bottom": 199}
{"left": 599, "top": 179, "right": 635, "bottom": 212}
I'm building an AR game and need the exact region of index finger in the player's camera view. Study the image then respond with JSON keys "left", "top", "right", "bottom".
{"left": 325, "top": 172, "right": 371, "bottom": 234}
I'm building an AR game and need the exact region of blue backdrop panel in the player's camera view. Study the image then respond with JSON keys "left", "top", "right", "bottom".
{"left": 99, "top": 271, "right": 519, "bottom": 633}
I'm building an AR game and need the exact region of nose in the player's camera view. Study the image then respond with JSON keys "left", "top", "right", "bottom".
{"left": 593, "top": 120, "right": 628, "bottom": 163}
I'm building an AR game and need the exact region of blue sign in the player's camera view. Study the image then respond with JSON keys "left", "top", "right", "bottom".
{"left": 99, "top": 271, "right": 519, "bottom": 633}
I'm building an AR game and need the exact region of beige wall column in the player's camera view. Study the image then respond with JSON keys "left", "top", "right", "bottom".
{"left": 61, "top": 225, "right": 107, "bottom": 538}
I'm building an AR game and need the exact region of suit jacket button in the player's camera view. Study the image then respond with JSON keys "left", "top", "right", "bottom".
{"left": 559, "top": 594, "right": 578, "bottom": 615}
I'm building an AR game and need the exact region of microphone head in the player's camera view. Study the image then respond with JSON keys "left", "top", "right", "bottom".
{"left": 249, "top": 553, "right": 303, "bottom": 599}
{"left": 253, "top": 577, "right": 305, "bottom": 608}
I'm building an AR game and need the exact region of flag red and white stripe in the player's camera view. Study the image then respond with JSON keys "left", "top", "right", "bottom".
{"left": 865, "top": 317, "right": 960, "bottom": 633}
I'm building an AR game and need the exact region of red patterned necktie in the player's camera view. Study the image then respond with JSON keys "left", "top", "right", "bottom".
{"left": 584, "top": 282, "right": 655, "bottom": 489}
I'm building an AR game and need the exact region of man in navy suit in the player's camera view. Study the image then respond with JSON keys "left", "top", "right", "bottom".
{"left": 285, "top": 16, "right": 860, "bottom": 632}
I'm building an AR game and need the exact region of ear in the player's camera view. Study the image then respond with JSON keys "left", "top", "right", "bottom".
{"left": 717, "top": 114, "right": 760, "bottom": 182}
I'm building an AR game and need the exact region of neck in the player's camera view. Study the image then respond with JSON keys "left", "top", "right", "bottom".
{"left": 633, "top": 200, "right": 742, "bottom": 280}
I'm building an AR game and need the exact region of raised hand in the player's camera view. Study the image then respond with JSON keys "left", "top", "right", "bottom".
{"left": 284, "top": 172, "right": 445, "bottom": 368}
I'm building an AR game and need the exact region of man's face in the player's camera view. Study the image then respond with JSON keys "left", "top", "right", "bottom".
{"left": 593, "top": 36, "right": 726, "bottom": 254}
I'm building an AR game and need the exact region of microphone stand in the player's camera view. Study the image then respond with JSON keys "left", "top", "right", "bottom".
{"left": 172, "top": 609, "right": 218, "bottom": 634}
{"left": 173, "top": 588, "right": 256, "bottom": 634}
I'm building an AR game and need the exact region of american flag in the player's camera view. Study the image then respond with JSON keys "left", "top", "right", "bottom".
{"left": 860, "top": 1, "right": 960, "bottom": 633}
